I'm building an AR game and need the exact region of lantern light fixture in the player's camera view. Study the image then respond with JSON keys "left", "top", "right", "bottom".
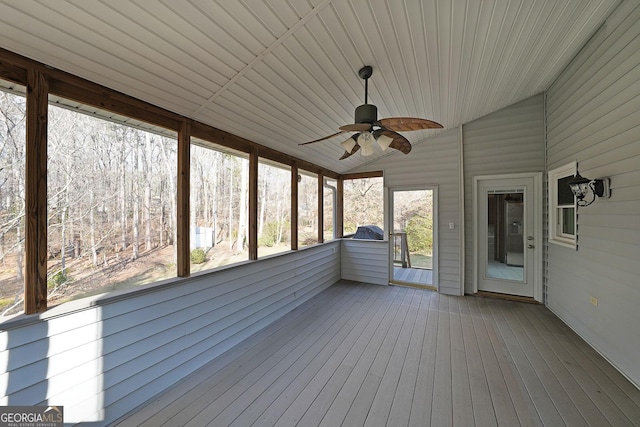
{"left": 567, "top": 170, "right": 610, "bottom": 206}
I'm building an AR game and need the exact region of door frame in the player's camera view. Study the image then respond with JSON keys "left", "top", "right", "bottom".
{"left": 472, "top": 172, "right": 543, "bottom": 302}
{"left": 387, "top": 185, "right": 439, "bottom": 290}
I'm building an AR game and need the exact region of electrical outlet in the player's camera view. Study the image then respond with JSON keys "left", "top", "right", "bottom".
{"left": 590, "top": 296, "right": 598, "bottom": 306}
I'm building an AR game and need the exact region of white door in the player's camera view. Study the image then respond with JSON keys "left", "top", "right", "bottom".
{"left": 475, "top": 175, "right": 541, "bottom": 299}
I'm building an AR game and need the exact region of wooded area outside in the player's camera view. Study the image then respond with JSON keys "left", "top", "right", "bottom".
{"left": 298, "top": 172, "right": 318, "bottom": 248}
{"left": 189, "top": 151, "right": 297, "bottom": 270}
{"left": 0, "top": 45, "right": 351, "bottom": 316}
{"left": 48, "top": 99, "right": 179, "bottom": 309}
{"left": 342, "top": 177, "right": 384, "bottom": 235}
{"left": 0, "top": 89, "right": 25, "bottom": 316}
{"left": 190, "top": 143, "right": 249, "bottom": 271}
{"left": 0, "top": 84, "right": 353, "bottom": 317}
{"left": 0, "top": 66, "right": 390, "bottom": 318}
{"left": 393, "top": 189, "right": 434, "bottom": 269}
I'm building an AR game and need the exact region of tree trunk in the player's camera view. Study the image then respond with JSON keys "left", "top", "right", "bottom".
{"left": 90, "top": 189, "right": 98, "bottom": 267}
{"left": 191, "top": 162, "right": 201, "bottom": 249}
{"left": 159, "top": 137, "right": 176, "bottom": 262}
{"left": 15, "top": 223, "right": 23, "bottom": 282}
{"left": 236, "top": 160, "right": 248, "bottom": 254}
{"left": 258, "top": 168, "right": 267, "bottom": 238}
{"left": 144, "top": 133, "right": 152, "bottom": 251}
{"left": 212, "top": 161, "right": 218, "bottom": 246}
{"left": 120, "top": 150, "right": 127, "bottom": 252}
{"left": 61, "top": 169, "right": 71, "bottom": 269}
{"left": 227, "top": 158, "right": 234, "bottom": 251}
{"left": 60, "top": 203, "right": 66, "bottom": 270}
{"left": 132, "top": 140, "right": 140, "bottom": 260}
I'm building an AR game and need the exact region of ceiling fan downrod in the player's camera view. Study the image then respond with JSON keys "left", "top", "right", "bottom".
{"left": 355, "top": 65, "right": 377, "bottom": 124}
{"left": 358, "top": 65, "right": 373, "bottom": 103}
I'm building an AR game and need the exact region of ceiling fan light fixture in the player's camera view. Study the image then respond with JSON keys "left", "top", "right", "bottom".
{"left": 376, "top": 134, "right": 393, "bottom": 150}
{"left": 341, "top": 135, "right": 357, "bottom": 153}
{"left": 358, "top": 131, "right": 375, "bottom": 156}
{"left": 298, "top": 65, "right": 443, "bottom": 160}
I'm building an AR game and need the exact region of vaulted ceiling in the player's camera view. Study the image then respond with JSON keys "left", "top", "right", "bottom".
{"left": 0, "top": 0, "right": 619, "bottom": 173}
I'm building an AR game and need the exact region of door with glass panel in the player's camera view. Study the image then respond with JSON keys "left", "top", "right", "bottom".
{"left": 476, "top": 176, "right": 541, "bottom": 298}
{"left": 389, "top": 187, "right": 436, "bottom": 289}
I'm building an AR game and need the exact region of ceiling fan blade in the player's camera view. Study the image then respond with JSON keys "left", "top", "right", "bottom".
{"left": 339, "top": 123, "right": 372, "bottom": 132}
{"left": 378, "top": 117, "right": 443, "bottom": 132}
{"left": 339, "top": 135, "right": 361, "bottom": 159}
{"left": 374, "top": 130, "right": 412, "bottom": 154}
{"left": 298, "top": 130, "right": 346, "bottom": 145}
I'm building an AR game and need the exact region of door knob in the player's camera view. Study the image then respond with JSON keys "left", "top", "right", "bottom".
{"left": 527, "top": 244, "right": 535, "bottom": 249}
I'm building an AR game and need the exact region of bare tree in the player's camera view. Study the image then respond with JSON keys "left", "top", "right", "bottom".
{"left": 144, "top": 133, "right": 152, "bottom": 251}
{"left": 236, "top": 159, "right": 248, "bottom": 254}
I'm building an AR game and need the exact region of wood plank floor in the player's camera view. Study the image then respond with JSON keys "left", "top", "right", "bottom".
{"left": 392, "top": 267, "right": 433, "bottom": 286}
{"left": 114, "top": 282, "right": 640, "bottom": 426}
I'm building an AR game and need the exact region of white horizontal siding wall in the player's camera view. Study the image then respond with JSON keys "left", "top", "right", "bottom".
{"left": 351, "top": 127, "right": 462, "bottom": 295}
{"left": 462, "top": 94, "right": 546, "bottom": 293}
{"left": 546, "top": 0, "right": 640, "bottom": 388}
{"left": 0, "top": 242, "right": 340, "bottom": 425}
{"left": 341, "top": 239, "right": 389, "bottom": 285}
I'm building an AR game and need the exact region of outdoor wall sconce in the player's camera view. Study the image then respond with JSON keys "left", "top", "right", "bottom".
{"left": 568, "top": 171, "right": 610, "bottom": 206}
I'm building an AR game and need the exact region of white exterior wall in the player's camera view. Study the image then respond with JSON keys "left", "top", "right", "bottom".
{"left": 545, "top": 0, "right": 640, "bottom": 388}
{"left": 350, "top": 96, "right": 545, "bottom": 295}
{"left": 351, "top": 128, "right": 462, "bottom": 294}
{"left": 0, "top": 242, "right": 340, "bottom": 425}
{"left": 341, "top": 239, "right": 389, "bottom": 285}
{"left": 462, "top": 94, "right": 546, "bottom": 293}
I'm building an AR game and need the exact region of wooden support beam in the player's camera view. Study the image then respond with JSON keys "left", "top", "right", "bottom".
{"left": 24, "top": 70, "right": 48, "bottom": 314}
{"left": 0, "top": 58, "right": 27, "bottom": 86}
{"left": 249, "top": 148, "right": 259, "bottom": 260}
{"left": 291, "top": 164, "right": 299, "bottom": 250}
{"left": 191, "top": 121, "right": 253, "bottom": 153}
{"left": 341, "top": 170, "right": 383, "bottom": 180}
{"left": 336, "top": 178, "right": 344, "bottom": 238}
{"left": 317, "top": 172, "right": 324, "bottom": 243}
{"left": 0, "top": 48, "right": 340, "bottom": 180}
{"left": 177, "top": 121, "right": 191, "bottom": 277}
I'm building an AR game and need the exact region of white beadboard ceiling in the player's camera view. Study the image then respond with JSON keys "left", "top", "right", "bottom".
{"left": 0, "top": 0, "right": 619, "bottom": 173}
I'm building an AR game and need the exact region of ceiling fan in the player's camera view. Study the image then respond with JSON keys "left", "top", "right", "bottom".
{"left": 299, "top": 65, "right": 443, "bottom": 159}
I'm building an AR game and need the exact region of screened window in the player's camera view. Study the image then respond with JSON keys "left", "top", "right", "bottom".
{"left": 0, "top": 84, "right": 26, "bottom": 318}
{"left": 257, "top": 159, "right": 291, "bottom": 257}
{"left": 298, "top": 171, "right": 318, "bottom": 247}
{"left": 323, "top": 178, "right": 336, "bottom": 241}
{"left": 46, "top": 99, "right": 178, "bottom": 304}
{"left": 549, "top": 163, "right": 576, "bottom": 248}
{"left": 190, "top": 141, "right": 249, "bottom": 271}
{"left": 343, "top": 176, "right": 384, "bottom": 237}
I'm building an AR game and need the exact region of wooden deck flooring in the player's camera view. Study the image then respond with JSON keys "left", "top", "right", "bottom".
{"left": 392, "top": 266, "right": 433, "bottom": 286}
{"left": 115, "top": 282, "right": 640, "bottom": 426}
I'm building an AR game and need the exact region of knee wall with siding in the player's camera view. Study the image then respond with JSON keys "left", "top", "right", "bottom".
{"left": 0, "top": 242, "right": 340, "bottom": 425}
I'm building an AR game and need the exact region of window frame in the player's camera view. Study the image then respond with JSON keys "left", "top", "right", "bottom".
{"left": 323, "top": 177, "right": 337, "bottom": 241}
{"left": 548, "top": 162, "right": 577, "bottom": 249}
